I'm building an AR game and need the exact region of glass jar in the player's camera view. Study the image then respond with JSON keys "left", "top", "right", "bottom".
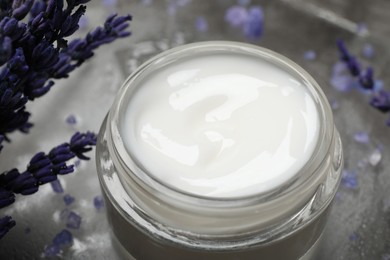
{"left": 96, "top": 41, "right": 343, "bottom": 260}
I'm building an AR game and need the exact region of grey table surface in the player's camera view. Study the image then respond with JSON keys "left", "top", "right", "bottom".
{"left": 0, "top": 0, "right": 389, "bottom": 259}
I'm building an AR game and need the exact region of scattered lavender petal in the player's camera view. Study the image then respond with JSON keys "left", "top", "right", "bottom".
{"left": 341, "top": 170, "right": 358, "bottom": 189}
{"left": 63, "top": 194, "right": 75, "bottom": 206}
{"left": 50, "top": 180, "right": 64, "bottom": 193}
{"left": 93, "top": 195, "right": 105, "bottom": 210}
{"left": 332, "top": 61, "right": 348, "bottom": 75}
{"left": 74, "top": 159, "right": 81, "bottom": 168}
{"left": 102, "top": 0, "right": 117, "bottom": 7}
{"left": 65, "top": 115, "right": 77, "bottom": 125}
{"left": 373, "top": 79, "right": 384, "bottom": 92}
{"left": 369, "top": 148, "right": 382, "bottom": 166}
{"left": 66, "top": 211, "right": 82, "bottom": 229}
{"left": 330, "top": 74, "right": 354, "bottom": 92}
{"left": 349, "top": 232, "right": 359, "bottom": 241}
{"left": 238, "top": 0, "right": 251, "bottom": 5}
{"left": 362, "top": 43, "right": 375, "bottom": 59}
{"left": 225, "top": 6, "right": 248, "bottom": 27}
{"left": 303, "top": 50, "right": 316, "bottom": 61}
{"left": 44, "top": 244, "right": 60, "bottom": 257}
{"left": 353, "top": 132, "right": 370, "bottom": 144}
{"left": 78, "top": 16, "right": 89, "bottom": 30}
{"left": 243, "top": 6, "right": 264, "bottom": 39}
{"left": 53, "top": 229, "right": 73, "bottom": 247}
{"left": 195, "top": 16, "right": 208, "bottom": 32}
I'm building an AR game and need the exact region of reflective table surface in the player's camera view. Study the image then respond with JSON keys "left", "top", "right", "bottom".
{"left": 0, "top": 0, "right": 389, "bottom": 259}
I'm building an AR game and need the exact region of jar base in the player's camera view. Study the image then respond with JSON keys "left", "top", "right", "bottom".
{"left": 110, "top": 231, "right": 323, "bottom": 260}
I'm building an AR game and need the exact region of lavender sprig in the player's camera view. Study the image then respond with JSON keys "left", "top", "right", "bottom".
{"left": 0, "top": 0, "right": 130, "bottom": 241}
{"left": 0, "top": 132, "right": 96, "bottom": 202}
{"left": 0, "top": 0, "right": 131, "bottom": 149}
{"left": 336, "top": 39, "right": 390, "bottom": 126}
{"left": 0, "top": 131, "right": 96, "bottom": 238}
{"left": 68, "top": 14, "right": 132, "bottom": 59}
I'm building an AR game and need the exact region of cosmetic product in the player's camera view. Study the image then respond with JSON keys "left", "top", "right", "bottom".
{"left": 96, "top": 41, "right": 343, "bottom": 260}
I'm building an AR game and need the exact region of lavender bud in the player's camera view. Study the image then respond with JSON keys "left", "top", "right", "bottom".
{"left": 0, "top": 189, "right": 15, "bottom": 208}
{"left": 370, "top": 90, "right": 390, "bottom": 113}
{"left": 12, "top": 0, "right": 34, "bottom": 20}
{"left": 0, "top": 216, "right": 15, "bottom": 239}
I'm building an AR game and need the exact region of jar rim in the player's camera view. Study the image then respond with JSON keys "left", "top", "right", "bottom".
{"left": 108, "top": 41, "right": 334, "bottom": 205}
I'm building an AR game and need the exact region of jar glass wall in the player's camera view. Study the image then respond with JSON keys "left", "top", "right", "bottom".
{"left": 96, "top": 41, "right": 343, "bottom": 260}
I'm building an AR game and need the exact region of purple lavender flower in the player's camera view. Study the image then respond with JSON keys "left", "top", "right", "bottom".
{"left": 44, "top": 229, "right": 73, "bottom": 257}
{"left": 336, "top": 39, "right": 390, "bottom": 125}
{"left": 336, "top": 40, "right": 371, "bottom": 87}
{"left": 66, "top": 211, "right": 81, "bottom": 229}
{"left": 370, "top": 90, "right": 390, "bottom": 113}
{"left": 225, "top": 5, "right": 263, "bottom": 40}
{"left": 0, "top": 36, "right": 12, "bottom": 65}
{"left": 0, "top": 188, "right": 14, "bottom": 208}
{"left": 359, "top": 67, "right": 374, "bottom": 90}
{"left": 78, "top": 15, "right": 88, "bottom": 30}
{"left": 52, "top": 229, "right": 73, "bottom": 246}
{"left": 0, "top": 0, "right": 131, "bottom": 241}
{"left": 353, "top": 132, "right": 370, "bottom": 144}
{"left": 0, "top": 135, "right": 4, "bottom": 151}
{"left": 65, "top": 114, "right": 77, "bottom": 125}
{"left": 0, "top": 132, "right": 96, "bottom": 237}
{"left": 0, "top": 132, "right": 96, "bottom": 198}
{"left": 61, "top": 14, "right": 131, "bottom": 67}
{"left": 195, "top": 16, "right": 208, "bottom": 32}
{"left": 243, "top": 6, "right": 263, "bottom": 39}
{"left": 336, "top": 39, "right": 352, "bottom": 62}
{"left": 362, "top": 43, "right": 375, "bottom": 59}
{"left": 225, "top": 6, "right": 248, "bottom": 27}
{"left": 330, "top": 74, "right": 354, "bottom": 92}
{"left": 93, "top": 195, "right": 105, "bottom": 210}
{"left": 341, "top": 169, "right": 358, "bottom": 189}
{"left": 0, "top": 1, "right": 131, "bottom": 148}
{"left": 63, "top": 194, "right": 75, "bottom": 205}
{"left": 12, "top": 0, "right": 34, "bottom": 20}
{"left": 303, "top": 50, "right": 316, "bottom": 61}
{"left": 50, "top": 179, "right": 64, "bottom": 193}
{"left": 346, "top": 56, "right": 361, "bottom": 77}
{"left": 0, "top": 216, "right": 15, "bottom": 239}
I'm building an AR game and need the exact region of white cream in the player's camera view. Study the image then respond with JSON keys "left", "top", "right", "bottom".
{"left": 121, "top": 53, "right": 319, "bottom": 198}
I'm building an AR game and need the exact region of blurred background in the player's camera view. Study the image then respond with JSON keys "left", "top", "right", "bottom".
{"left": 0, "top": 0, "right": 389, "bottom": 259}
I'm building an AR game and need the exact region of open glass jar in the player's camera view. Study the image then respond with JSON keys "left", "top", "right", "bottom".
{"left": 96, "top": 41, "right": 343, "bottom": 260}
